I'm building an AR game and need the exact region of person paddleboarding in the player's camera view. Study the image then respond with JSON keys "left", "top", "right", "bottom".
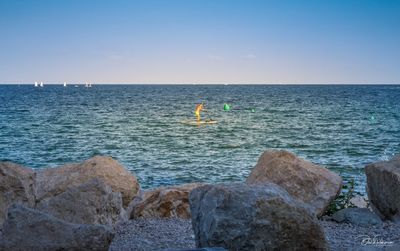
{"left": 180, "top": 102, "right": 216, "bottom": 125}
{"left": 195, "top": 102, "right": 205, "bottom": 122}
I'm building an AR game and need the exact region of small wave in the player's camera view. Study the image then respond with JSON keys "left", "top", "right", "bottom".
{"left": 217, "top": 144, "right": 242, "bottom": 149}
{"left": 379, "top": 143, "right": 398, "bottom": 161}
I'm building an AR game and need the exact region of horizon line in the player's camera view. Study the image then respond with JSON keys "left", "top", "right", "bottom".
{"left": 1, "top": 83, "right": 400, "bottom": 86}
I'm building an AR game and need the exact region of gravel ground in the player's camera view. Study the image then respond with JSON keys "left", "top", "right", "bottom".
{"left": 109, "top": 218, "right": 195, "bottom": 251}
{"left": 321, "top": 220, "right": 400, "bottom": 251}
{"left": 109, "top": 218, "right": 400, "bottom": 251}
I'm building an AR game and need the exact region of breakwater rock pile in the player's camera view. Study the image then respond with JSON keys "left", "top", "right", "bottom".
{"left": 0, "top": 156, "right": 139, "bottom": 250}
{"left": 1, "top": 151, "right": 399, "bottom": 250}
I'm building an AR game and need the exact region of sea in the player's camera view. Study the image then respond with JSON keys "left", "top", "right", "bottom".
{"left": 1, "top": 84, "right": 399, "bottom": 193}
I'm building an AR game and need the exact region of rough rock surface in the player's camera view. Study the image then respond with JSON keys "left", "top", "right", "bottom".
{"left": 189, "top": 183, "right": 327, "bottom": 251}
{"left": 350, "top": 195, "right": 369, "bottom": 208}
{"left": 0, "top": 204, "right": 114, "bottom": 251}
{"left": 246, "top": 150, "right": 342, "bottom": 217}
{"left": 365, "top": 155, "right": 400, "bottom": 221}
{"left": 331, "top": 208, "right": 382, "bottom": 227}
{"left": 35, "top": 156, "right": 139, "bottom": 207}
{"left": 128, "top": 183, "right": 204, "bottom": 219}
{"left": 37, "top": 179, "right": 127, "bottom": 226}
{"left": 0, "top": 162, "right": 35, "bottom": 228}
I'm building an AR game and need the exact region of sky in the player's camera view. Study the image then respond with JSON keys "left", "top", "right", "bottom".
{"left": 0, "top": 0, "right": 399, "bottom": 84}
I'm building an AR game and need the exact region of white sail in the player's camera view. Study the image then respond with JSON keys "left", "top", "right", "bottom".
{"left": 63, "top": 82, "right": 67, "bottom": 87}
{"left": 34, "top": 81, "right": 38, "bottom": 87}
{"left": 40, "top": 82, "right": 44, "bottom": 87}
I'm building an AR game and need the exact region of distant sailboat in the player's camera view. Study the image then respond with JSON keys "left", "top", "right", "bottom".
{"left": 63, "top": 82, "right": 67, "bottom": 87}
{"left": 88, "top": 82, "right": 92, "bottom": 87}
{"left": 34, "top": 81, "right": 38, "bottom": 87}
{"left": 85, "top": 82, "right": 89, "bottom": 88}
{"left": 40, "top": 82, "right": 44, "bottom": 87}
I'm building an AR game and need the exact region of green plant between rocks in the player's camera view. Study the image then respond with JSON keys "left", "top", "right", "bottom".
{"left": 325, "top": 178, "right": 364, "bottom": 216}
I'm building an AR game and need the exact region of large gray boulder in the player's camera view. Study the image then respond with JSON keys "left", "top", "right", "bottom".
{"left": 0, "top": 204, "right": 114, "bottom": 251}
{"left": 35, "top": 156, "right": 139, "bottom": 207}
{"left": 365, "top": 155, "right": 400, "bottom": 221}
{"left": 246, "top": 150, "right": 342, "bottom": 217}
{"left": 37, "top": 179, "right": 127, "bottom": 226}
{"left": 0, "top": 162, "right": 35, "bottom": 228}
{"left": 128, "top": 183, "right": 204, "bottom": 219}
{"left": 189, "top": 183, "right": 327, "bottom": 251}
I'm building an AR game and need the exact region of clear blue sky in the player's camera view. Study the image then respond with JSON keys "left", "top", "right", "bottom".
{"left": 0, "top": 0, "right": 399, "bottom": 84}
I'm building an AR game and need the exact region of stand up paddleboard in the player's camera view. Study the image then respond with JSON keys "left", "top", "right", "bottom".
{"left": 181, "top": 120, "right": 217, "bottom": 125}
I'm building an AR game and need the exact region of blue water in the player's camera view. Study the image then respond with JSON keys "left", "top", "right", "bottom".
{"left": 1, "top": 84, "right": 399, "bottom": 192}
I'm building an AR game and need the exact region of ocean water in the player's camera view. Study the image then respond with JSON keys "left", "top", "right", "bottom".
{"left": 1, "top": 84, "right": 399, "bottom": 192}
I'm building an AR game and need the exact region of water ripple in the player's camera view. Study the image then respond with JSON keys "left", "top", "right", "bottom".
{"left": 0, "top": 85, "right": 399, "bottom": 193}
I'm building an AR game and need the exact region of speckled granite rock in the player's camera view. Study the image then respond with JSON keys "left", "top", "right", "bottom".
{"left": 0, "top": 204, "right": 114, "bottom": 251}
{"left": 189, "top": 183, "right": 327, "bottom": 251}
{"left": 366, "top": 155, "right": 400, "bottom": 221}
{"left": 246, "top": 150, "right": 342, "bottom": 217}
{"left": 35, "top": 156, "right": 139, "bottom": 207}
{"left": 0, "top": 161, "right": 35, "bottom": 228}
{"left": 127, "top": 183, "right": 205, "bottom": 219}
{"left": 37, "top": 178, "right": 127, "bottom": 226}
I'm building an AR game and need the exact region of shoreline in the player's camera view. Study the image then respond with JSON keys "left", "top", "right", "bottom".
{"left": 1, "top": 151, "right": 400, "bottom": 250}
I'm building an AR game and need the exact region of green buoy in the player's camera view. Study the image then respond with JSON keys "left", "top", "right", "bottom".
{"left": 224, "top": 104, "right": 231, "bottom": 111}
{"left": 251, "top": 108, "right": 255, "bottom": 113}
{"left": 370, "top": 115, "right": 375, "bottom": 121}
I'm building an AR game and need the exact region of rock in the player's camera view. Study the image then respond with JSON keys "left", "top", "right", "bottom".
{"left": 331, "top": 208, "right": 382, "bottom": 227}
{"left": 37, "top": 179, "right": 127, "bottom": 226}
{"left": 0, "top": 162, "right": 35, "bottom": 228}
{"left": 349, "top": 195, "right": 368, "bottom": 208}
{"left": 189, "top": 183, "right": 328, "bottom": 251}
{"left": 365, "top": 155, "right": 400, "bottom": 221}
{"left": 0, "top": 204, "right": 114, "bottom": 251}
{"left": 246, "top": 150, "right": 342, "bottom": 217}
{"left": 128, "top": 183, "right": 204, "bottom": 219}
{"left": 35, "top": 156, "right": 139, "bottom": 207}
